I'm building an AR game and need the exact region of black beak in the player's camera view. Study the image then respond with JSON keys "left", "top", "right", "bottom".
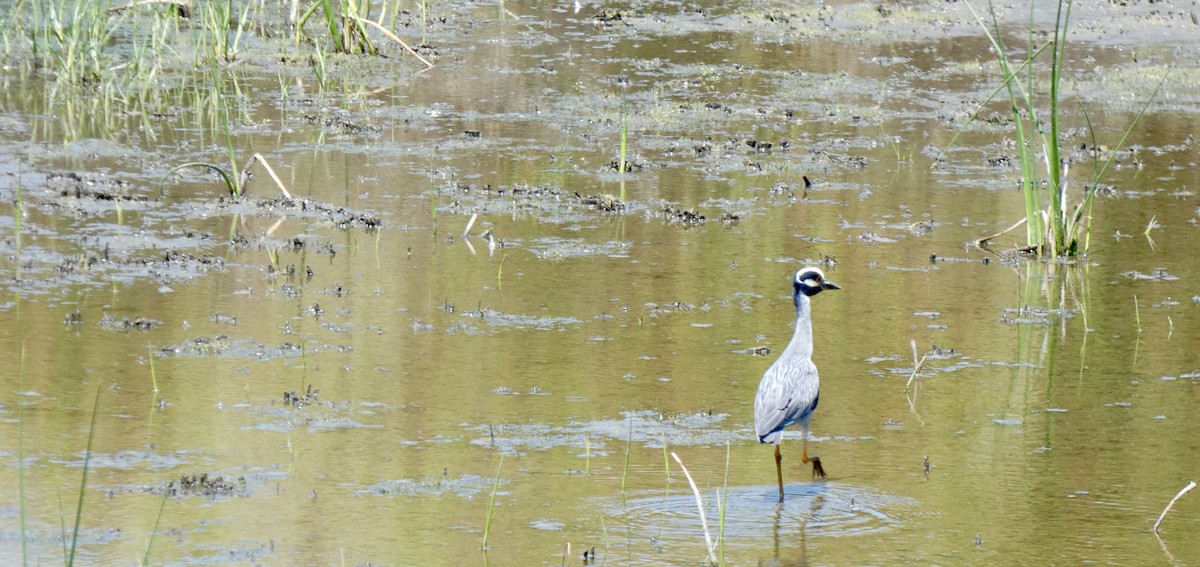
{"left": 822, "top": 280, "right": 841, "bottom": 291}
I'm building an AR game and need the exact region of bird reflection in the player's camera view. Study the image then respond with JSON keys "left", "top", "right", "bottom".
{"left": 765, "top": 490, "right": 823, "bottom": 566}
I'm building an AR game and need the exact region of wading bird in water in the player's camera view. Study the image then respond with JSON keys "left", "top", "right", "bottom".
{"left": 754, "top": 267, "right": 839, "bottom": 502}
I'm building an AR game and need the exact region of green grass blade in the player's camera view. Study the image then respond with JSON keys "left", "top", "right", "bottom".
{"left": 934, "top": 3, "right": 1050, "bottom": 162}
{"left": 147, "top": 344, "right": 159, "bottom": 394}
{"left": 18, "top": 345, "right": 27, "bottom": 567}
{"left": 661, "top": 431, "right": 669, "bottom": 481}
{"left": 1043, "top": 0, "right": 1074, "bottom": 255}
{"left": 159, "top": 162, "right": 238, "bottom": 197}
{"left": 620, "top": 417, "right": 632, "bottom": 499}
{"left": 319, "top": 0, "right": 343, "bottom": 52}
{"left": 138, "top": 491, "right": 169, "bottom": 566}
{"left": 66, "top": 383, "right": 103, "bottom": 567}
{"left": 977, "top": 0, "right": 1044, "bottom": 249}
{"left": 1072, "top": 71, "right": 1166, "bottom": 254}
{"left": 218, "top": 93, "right": 242, "bottom": 195}
{"left": 481, "top": 454, "right": 504, "bottom": 551}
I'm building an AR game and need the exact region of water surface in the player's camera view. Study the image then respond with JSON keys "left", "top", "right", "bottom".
{"left": 1, "top": 1, "right": 1198, "bottom": 565}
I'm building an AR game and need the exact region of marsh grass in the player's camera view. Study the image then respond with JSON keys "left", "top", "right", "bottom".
{"left": 198, "top": 0, "right": 253, "bottom": 64}
{"left": 298, "top": 0, "right": 385, "bottom": 56}
{"left": 32, "top": 0, "right": 120, "bottom": 85}
{"left": 948, "top": 0, "right": 1164, "bottom": 257}
{"left": 4, "top": 0, "right": 425, "bottom": 112}
{"left": 2, "top": 0, "right": 430, "bottom": 155}
{"left": 7, "top": 0, "right": 182, "bottom": 92}
{"left": 347, "top": 13, "right": 434, "bottom": 68}
{"left": 162, "top": 144, "right": 293, "bottom": 198}
{"left": 158, "top": 65, "right": 257, "bottom": 197}
{"left": 332, "top": 0, "right": 375, "bottom": 55}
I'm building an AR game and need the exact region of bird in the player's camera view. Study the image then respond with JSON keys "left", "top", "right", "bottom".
{"left": 754, "top": 266, "right": 840, "bottom": 502}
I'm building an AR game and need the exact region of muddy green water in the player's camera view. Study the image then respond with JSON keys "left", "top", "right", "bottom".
{"left": 2, "top": 1, "right": 1199, "bottom": 565}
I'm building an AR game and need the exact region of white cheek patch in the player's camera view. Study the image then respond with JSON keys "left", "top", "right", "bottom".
{"left": 796, "top": 267, "right": 824, "bottom": 288}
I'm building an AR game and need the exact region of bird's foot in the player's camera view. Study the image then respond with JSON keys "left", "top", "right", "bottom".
{"left": 811, "top": 456, "right": 826, "bottom": 479}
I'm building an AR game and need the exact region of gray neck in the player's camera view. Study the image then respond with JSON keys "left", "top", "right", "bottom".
{"left": 786, "top": 293, "right": 814, "bottom": 359}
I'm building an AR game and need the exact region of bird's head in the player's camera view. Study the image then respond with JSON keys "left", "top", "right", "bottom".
{"left": 793, "top": 267, "right": 840, "bottom": 298}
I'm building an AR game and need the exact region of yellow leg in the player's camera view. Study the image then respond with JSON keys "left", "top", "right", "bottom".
{"left": 774, "top": 444, "right": 784, "bottom": 502}
{"left": 800, "top": 431, "right": 826, "bottom": 479}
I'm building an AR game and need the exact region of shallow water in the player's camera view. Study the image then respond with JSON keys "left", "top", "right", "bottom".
{"left": 1, "top": 1, "right": 1199, "bottom": 565}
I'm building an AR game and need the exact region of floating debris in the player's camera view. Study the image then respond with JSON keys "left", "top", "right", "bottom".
{"left": 47, "top": 171, "right": 149, "bottom": 204}
{"left": 660, "top": 205, "right": 705, "bottom": 227}
{"left": 159, "top": 335, "right": 233, "bottom": 357}
{"left": 576, "top": 192, "right": 625, "bottom": 213}
{"left": 359, "top": 473, "right": 496, "bottom": 499}
{"left": 166, "top": 473, "right": 247, "bottom": 498}
{"left": 1120, "top": 268, "right": 1178, "bottom": 281}
{"left": 283, "top": 384, "right": 321, "bottom": 408}
{"left": 254, "top": 195, "right": 382, "bottom": 230}
{"left": 98, "top": 313, "right": 159, "bottom": 332}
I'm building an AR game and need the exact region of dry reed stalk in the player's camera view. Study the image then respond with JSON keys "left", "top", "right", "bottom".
{"left": 670, "top": 452, "right": 716, "bottom": 565}
{"left": 1152, "top": 480, "right": 1195, "bottom": 534}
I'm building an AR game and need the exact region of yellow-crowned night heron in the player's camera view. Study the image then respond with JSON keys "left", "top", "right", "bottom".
{"left": 754, "top": 266, "right": 840, "bottom": 502}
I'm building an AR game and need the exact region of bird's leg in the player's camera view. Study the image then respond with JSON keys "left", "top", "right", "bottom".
{"left": 801, "top": 432, "right": 826, "bottom": 479}
{"left": 774, "top": 444, "right": 785, "bottom": 502}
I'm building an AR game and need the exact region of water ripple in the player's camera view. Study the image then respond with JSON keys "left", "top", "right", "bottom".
{"left": 601, "top": 482, "right": 915, "bottom": 544}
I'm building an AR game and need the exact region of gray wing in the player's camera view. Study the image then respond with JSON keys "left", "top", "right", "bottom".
{"left": 753, "top": 356, "right": 820, "bottom": 443}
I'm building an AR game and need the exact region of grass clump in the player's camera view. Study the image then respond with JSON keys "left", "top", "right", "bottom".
{"left": 159, "top": 77, "right": 292, "bottom": 200}
{"left": 944, "top": 0, "right": 1164, "bottom": 258}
